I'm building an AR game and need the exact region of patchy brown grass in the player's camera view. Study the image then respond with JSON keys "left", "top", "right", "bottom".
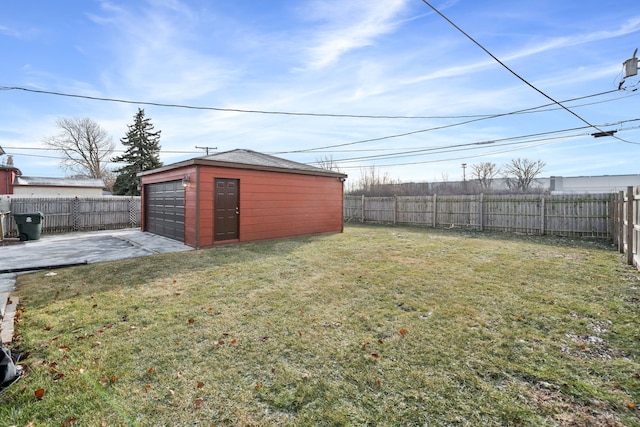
{"left": 1, "top": 224, "right": 640, "bottom": 426}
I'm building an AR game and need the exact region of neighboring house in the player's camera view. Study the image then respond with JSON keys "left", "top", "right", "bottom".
{"left": 138, "top": 149, "right": 347, "bottom": 248}
{"left": 11, "top": 176, "right": 106, "bottom": 197}
{"left": 1, "top": 155, "right": 106, "bottom": 197}
{"left": 0, "top": 164, "right": 20, "bottom": 195}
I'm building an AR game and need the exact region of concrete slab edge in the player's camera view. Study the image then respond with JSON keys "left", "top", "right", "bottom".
{"left": 1, "top": 295, "right": 18, "bottom": 344}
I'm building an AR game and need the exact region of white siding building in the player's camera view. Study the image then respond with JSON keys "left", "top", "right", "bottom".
{"left": 11, "top": 176, "right": 105, "bottom": 197}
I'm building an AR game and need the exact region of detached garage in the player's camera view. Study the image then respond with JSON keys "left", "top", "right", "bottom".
{"left": 138, "top": 149, "right": 347, "bottom": 248}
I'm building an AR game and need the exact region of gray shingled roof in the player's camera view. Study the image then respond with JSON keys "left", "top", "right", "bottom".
{"left": 139, "top": 149, "right": 347, "bottom": 178}
{"left": 14, "top": 176, "right": 106, "bottom": 188}
{"left": 199, "top": 149, "right": 336, "bottom": 174}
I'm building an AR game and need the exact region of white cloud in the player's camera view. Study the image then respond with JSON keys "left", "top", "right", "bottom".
{"left": 298, "top": 0, "right": 410, "bottom": 70}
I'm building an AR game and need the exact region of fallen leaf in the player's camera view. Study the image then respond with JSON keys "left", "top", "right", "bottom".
{"left": 147, "top": 367, "right": 154, "bottom": 375}
{"left": 197, "top": 381, "right": 205, "bottom": 389}
{"left": 144, "top": 384, "right": 152, "bottom": 391}
{"left": 371, "top": 353, "right": 379, "bottom": 358}
{"left": 627, "top": 402, "right": 636, "bottom": 409}
{"left": 188, "top": 318, "right": 195, "bottom": 324}
{"left": 58, "top": 345, "right": 69, "bottom": 352}
{"left": 255, "top": 383, "right": 263, "bottom": 390}
{"left": 231, "top": 339, "right": 237, "bottom": 345}
{"left": 111, "top": 375, "right": 117, "bottom": 384}
{"left": 376, "top": 379, "right": 381, "bottom": 388}
{"left": 62, "top": 415, "right": 77, "bottom": 426}
{"left": 399, "top": 329, "right": 407, "bottom": 337}
{"left": 362, "top": 342, "right": 369, "bottom": 349}
{"left": 217, "top": 340, "right": 225, "bottom": 345}
{"left": 34, "top": 388, "right": 46, "bottom": 399}
{"left": 193, "top": 398, "right": 204, "bottom": 408}
{"left": 53, "top": 373, "right": 65, "bottom": 381}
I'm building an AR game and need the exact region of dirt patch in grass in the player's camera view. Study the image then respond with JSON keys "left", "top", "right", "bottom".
{"left": 2, "top": 224, "right": 640, "bottom": 426}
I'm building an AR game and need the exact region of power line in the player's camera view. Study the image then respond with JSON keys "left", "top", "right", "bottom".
{"left": 0, "top": 85, "right": 493, "bottom": 120}
{"left": 325, "top": 117, "right": 640, "bottom": 163}
{"left": 419, "top": 0, "right": 640, "bottom": 146}
{"left": 0, "top": 85, "right": 624, "bottom": 122}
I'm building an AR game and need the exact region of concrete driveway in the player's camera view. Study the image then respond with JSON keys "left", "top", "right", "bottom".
{"left": 0, "top": 229, "right": 193, "bottom": 294}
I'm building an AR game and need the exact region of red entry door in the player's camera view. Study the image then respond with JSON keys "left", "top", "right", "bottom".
{"left": 214, "top": 178, "right": 239, "bottom": 241}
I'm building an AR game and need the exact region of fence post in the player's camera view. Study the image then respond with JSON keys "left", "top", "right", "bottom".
{"left": 432, "top": 194, "right": 437, "bottom": 228}
{"left": 72, "top": 197, "right": 81, "bottom": 231}
{"left": 129, "top": 198, "right": 137, "bottom": 227}
{"left": 618, "top": 191, "right": 625, "bottom": 253}
{"left": 540, "top": 197, "right": 546, "bottom": 236}
{"left": 627, "top": 186, "right": 634, "bottom": 265}
{"left": 361, "top": 195, "right": 365, "bottom": 223}
{"left": 478, "top": 193, "right": 484, "bottom": 231}
{"left": 393, "top": 196, "right": 397, "bottom": 224}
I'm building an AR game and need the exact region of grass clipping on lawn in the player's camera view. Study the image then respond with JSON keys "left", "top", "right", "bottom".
{"left": 2, "top": 224, "right": 640, "bottom": 426}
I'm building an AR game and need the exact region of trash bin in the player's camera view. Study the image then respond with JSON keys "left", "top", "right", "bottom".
{"left": 13, "top": 212, "right": 43, "bottom": 241}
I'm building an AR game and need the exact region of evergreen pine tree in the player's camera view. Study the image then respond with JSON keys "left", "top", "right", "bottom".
{"left": 112, "top": 108, "right": 162, "bottom": 195}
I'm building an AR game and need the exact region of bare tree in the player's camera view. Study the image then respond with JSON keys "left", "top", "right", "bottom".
{"left": 349, "top": 165, "right": 400, "bottom": 196}
{"left": 471, "top": 162, "right": 500, "bottom": 189}
{"left": 502, "top": 158, "right": 546, "bottom": 192}
{"left": 315, "top": 155, "right": 342, "bottom": 172}
{"left": 44, "top": 117, "right": 115, "bottom": 179}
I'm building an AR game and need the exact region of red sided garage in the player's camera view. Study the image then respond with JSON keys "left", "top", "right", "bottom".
{"left": 138, "top": 149, "right": 347, "bottom": 248}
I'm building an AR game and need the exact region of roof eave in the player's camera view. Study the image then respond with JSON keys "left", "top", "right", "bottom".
{"left": 138, "top": 158, "right": 347, "bottom": 179}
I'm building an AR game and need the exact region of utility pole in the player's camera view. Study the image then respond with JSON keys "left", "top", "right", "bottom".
{"left": 196, "top": 146, "right": 217, "bottom": 156}
{"left": 461, "top": 163, "right": 467, "bottom": 192}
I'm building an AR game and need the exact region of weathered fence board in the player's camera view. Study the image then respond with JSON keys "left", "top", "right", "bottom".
{"left": 345, "top": 193, "right": 614, "bottom": 238}
{"left": 615, "top": 187, "right": 640, "bottom": 270}
{"left": 2, "top": 196, "right": 141, "bottom": 237}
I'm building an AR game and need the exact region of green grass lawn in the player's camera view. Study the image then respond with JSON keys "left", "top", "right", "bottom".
{"left": 2, "top": 224, "right": 640, "bottom": 426}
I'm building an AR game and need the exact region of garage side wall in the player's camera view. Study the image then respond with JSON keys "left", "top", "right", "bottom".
{"left": 197, "top": 167, "right": 343, "bottom": 247}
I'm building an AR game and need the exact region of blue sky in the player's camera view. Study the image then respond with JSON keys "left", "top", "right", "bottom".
{"left": 1, "top": 0, "right": 639, "bottom": 185}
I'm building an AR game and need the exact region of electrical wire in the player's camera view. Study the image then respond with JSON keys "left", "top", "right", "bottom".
{"left": 0, "top": 85, "right": 495, "bottom": 120}
{"left": 0, "top": 85, "right": 624, "bottom": 121}
{"left": 322, "top": 118, "right": 640, "bottom": 163}
{"left": 419, "top": 0, "right": 640, "bottom": 146}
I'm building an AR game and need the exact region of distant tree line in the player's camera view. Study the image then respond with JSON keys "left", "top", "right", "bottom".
{"left": 342, "top": 159, "right": 547, "bottom": 197}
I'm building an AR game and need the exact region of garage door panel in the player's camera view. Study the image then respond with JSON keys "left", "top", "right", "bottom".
{"left": 145, "top": 180, "right": 185, "bottom": 242}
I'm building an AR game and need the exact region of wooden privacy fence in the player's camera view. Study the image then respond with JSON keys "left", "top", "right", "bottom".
{"left": 613, "top": 187, "right": 640, "bottom": 271}
{"left": 1, "top": 196, "right": 141, "bottom": 237}
{"left": 345, "top": 193, "right": 614, "bottom": 238}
